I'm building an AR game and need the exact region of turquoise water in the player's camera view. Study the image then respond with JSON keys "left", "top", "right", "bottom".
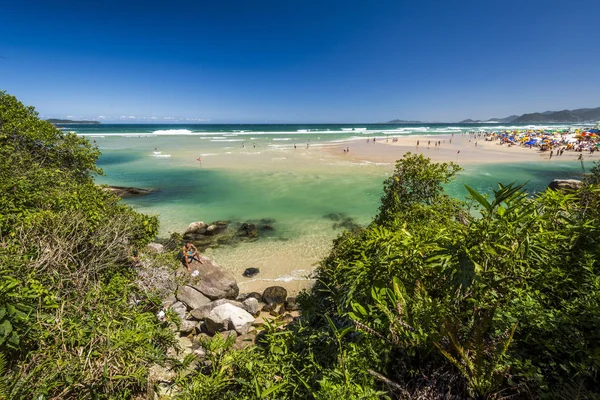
{"left": 73, "top": 123, "right": 591, "bottom": 282}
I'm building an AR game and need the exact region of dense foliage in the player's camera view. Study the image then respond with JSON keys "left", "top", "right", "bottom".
{"left": 0, "top": 92, "right": 172, "bottom": 399}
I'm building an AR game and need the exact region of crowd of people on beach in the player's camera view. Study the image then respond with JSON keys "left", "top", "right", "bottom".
{"left": 472, "top": 127, "right": 600, "bottom": 156}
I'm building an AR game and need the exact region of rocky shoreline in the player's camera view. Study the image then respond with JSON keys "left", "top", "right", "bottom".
{"left": 137, "top": 241, "right": 302, "bottom": 396}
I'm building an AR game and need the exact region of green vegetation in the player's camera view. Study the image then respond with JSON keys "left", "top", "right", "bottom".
{"left": 2, "top": 92, "right": 600, "bottom": 398}
{"left": 0, "top": 92, "right": 173, "bottom": 398}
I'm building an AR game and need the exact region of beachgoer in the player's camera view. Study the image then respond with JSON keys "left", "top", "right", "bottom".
{"left": 294, "top": 144, "right": 297, "bottom": 149}
{"left": 182, "top": 241, "right": 200, "bottom": 271}
{"left": 578, "top": 154, "right": 583, "bottom": 161}
{"left": 549, "top": 150, "right": 553, "bottom": 159}
{"left": 417, "top": 140, "right": 420, "bottom": 147}
{"left": 346, "top": 146, "right": 349, "bottom": 152}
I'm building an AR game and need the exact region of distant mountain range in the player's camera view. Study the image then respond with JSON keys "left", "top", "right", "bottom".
{"left": 47, "top": 119, "right": 101, "bottom": 125}
{"left": 458, "top": 107, "right": 600, "bottom": 124}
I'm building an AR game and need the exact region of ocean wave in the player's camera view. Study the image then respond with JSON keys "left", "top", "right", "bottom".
{"left": 152, "top": 129, "right": 195, "bottom": 135}
{"left": 273, "top": 138, "right": 292, "bottom": 141}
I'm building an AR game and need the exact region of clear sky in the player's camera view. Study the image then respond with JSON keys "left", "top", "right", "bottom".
{"left": 1, "top": 0, "right": 599, "bottom": 123}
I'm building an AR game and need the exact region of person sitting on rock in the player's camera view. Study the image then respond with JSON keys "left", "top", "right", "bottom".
{"left": 182, "top": 241, "right": 201, "bottom": 271}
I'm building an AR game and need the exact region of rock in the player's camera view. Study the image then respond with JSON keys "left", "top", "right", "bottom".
{"left": 269, "top": 309, "right": 280, "bottom": 317}
{"left": 238, "top": 223, "right": 258, "bottom": 238}
{"left": 205, "top": 303, "right": 255, "bottom": 335}
{"left": 189, "top": 299, "right": 243, "bottom": 320}
{"left": 176, "top": 285, "right": 212, "bottom": 310}
{"left": 185, "top": 221, "right": 208, "bottom": 235}
{"left": 242, "top": 297, "right": 260, "bottom": 316}
{"left": 245, "top": 292, "right": 263, "bottom": 301}
{"left": 262, "top": 303, "right": 275, "bottom": 312}
{"left": 179, "top": 320, "right": 197, "bottom": 334}
{"left": 233, "top": 333, "right": 256, "bottom": 350}
{"left": 280, "top": 313, "right": 294, "bottom": 324}
{"left": 205, "top": 222, "right": 228, "bottom": 236}
{"left": 162, "top": 294, "right": 177, "bottom": 308}
{"left": 146, "top": 242, "right": 164, "bottom": 253}
{"left": 218, "top": 330, "right": 238, "bottom": 340}
{"left": 170, "top": 302, "right": 187, "bottom": 321}
{"left": 188, "top": 256, "right": 239, "bottom": 300}
{"left": 285, "top": 297, "right": 300, "bottom": 311}
{"left": 277, "top": 305, "right": 286, "bottom": 315}
{"left": 243, "top": 267, "right": 260, "bottom": 278}
{"left": 102, "top": 185, "right": 155, "bottom": 198}
{"left": 262, "top": 286, "right": 287, "bottom": 305}
{"left": 548, "top": 179, "right": 583, "bottom": 191}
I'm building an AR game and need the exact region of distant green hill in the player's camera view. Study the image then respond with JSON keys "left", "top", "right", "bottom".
{"left": 459, "top": 107, "right": 600, "bottom": 124}
{"left": 47, "top": 118, "right": 101, "bottom": 125}
{"left": 512, "top": 107, "right": 600, "bottom": 123}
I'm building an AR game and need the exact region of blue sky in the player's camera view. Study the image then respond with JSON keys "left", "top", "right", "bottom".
{"left": 1, "top": 0, "right": 599, "bottom": 123}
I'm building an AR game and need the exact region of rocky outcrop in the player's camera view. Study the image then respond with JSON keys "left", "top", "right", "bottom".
{"left": 102, "top": 185, "right": 156, "bottom": 198}
{"left": 187, "top": 256, "right": 239, "bottom": 300}
{"left": 548, "top": 179, "right": 583, "bottom": 191}
{"left": 182, "top": 219, "right": 277, "bottom": 251}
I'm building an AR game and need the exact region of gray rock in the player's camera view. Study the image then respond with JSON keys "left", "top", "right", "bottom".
{"left": 262, "top": 303, "right": 275, "bottom": 312}
{"left": 205, "top": 303, "right": 255, "bottom": 335}
{"left": 170, "top": 302, "right": 187, "bottom": 321}
{"left": 179, "top": 320, "right": 197, "bottom": 334}
{"left": 189, "top": 299, "right": 244, "bottom": 320}
{"left": 146, "top": 242, "right": 164, "bottom": 253}
{"left": 548, "top": 179, "right": 583, "bottom": 191}
{"left": 176, "top": 285, "right": 212, "bottom": 310}
{"left": 185, "top": 221, "right": 208, "bottom": 235}
{"left": 188, "top": 256, "right": 239, "bottom": 300}
{"left": 262, "top": 286, "right": 287, "bottom": 305}
{"left": 242, "top": 297, "right": 260, "bottom": 316}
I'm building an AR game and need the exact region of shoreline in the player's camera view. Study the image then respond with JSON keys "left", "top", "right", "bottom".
{"left": 323, "top": 134, "right": 599, "bottom": 165}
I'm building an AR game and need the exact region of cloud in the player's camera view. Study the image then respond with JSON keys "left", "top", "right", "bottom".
{"left": 119, "top": 115, "right": 137, "bottom": 120}
{"left": 96, "top": 115, "right": 111, "bottom": 120}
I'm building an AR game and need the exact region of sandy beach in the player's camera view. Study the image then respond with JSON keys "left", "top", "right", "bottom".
{"left": 324, "top": 134, "right": 598, "bottom": 165}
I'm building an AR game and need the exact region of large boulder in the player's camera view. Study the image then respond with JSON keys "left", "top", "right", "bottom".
{"left": 184, "top": 221, "right": 208, "bottom": 235}
{"left": 176, "top": 285, "right": 212, "bottom": 310}
{"left": 262, "top": 286, "right": 287, "bottom": 305}
{"left": 548, "top": 179, "right": 583, "bottom": 191}
{"left": 189, "top": 299, "right": 244, "bottom": 320}
{"left": 188, "top": 256, "right": 239, "bottom": 300}
{"left": 205, "top": 303, "right": 255, "bottom": 335}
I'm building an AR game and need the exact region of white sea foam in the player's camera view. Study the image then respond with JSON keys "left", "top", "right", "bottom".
{"left": 152, "top": 129, "right": 195, "bottom": 135}
{"left": 209, "top": 139, "right": 244, "bottom": 142}
{"left": 273, "top": 138, "right": 292, "bottom": 141}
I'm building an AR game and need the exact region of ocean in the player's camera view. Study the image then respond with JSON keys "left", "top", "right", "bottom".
{"left": 68, "top": 123, "right": 590, "bottom": 289}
